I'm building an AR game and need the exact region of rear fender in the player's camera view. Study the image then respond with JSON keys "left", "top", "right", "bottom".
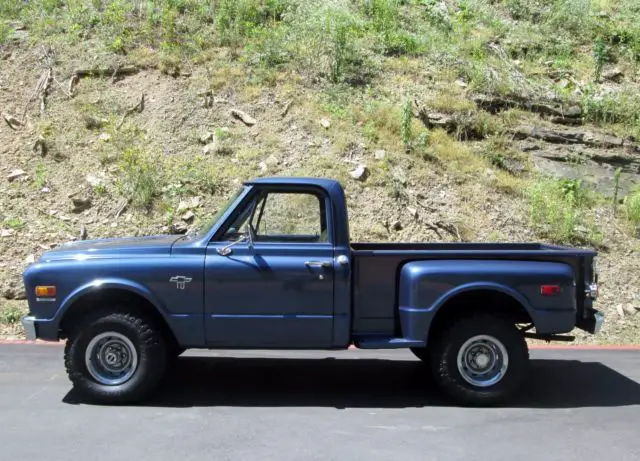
{"left": 398, "top": 260, "right": 577, "bottom": 343}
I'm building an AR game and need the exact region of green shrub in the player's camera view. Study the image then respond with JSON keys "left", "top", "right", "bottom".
{"left": 117, "top": 147, "right": 164, "bottom": 209}
{"left": 528, "top": 178, "right": 599, "bottom": 244}
{"left": 328, "top": 13, "right": 356, "bottom": 83}
{"left": 624, "top": 187, "right": 640, "bottom": 226}
{"left": 581, "top": 88, "right": 640, "bottom": 136}
{"left": 216, "top": 0, "right": 288, "bottom": 46}
{"left": 592, "top": 37, "right": 608, "bottom": 82}
{"left": 504, "top": 0, "right": 546, "bottom": 21}
{"left": 545, "top": 0, "right": 592, "bottom": 36}
{"left": 0, "top": 304, "right": 24, "bottom": 325}
{"left": 0, "top": 22, "right": 11, "bottom": 44}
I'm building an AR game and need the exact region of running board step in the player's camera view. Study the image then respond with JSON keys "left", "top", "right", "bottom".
{"left": 523, "top": 333, "right": 575, "bottom": 342}
{"left": 353, "top": 337, "right": 426, "bottom": 349}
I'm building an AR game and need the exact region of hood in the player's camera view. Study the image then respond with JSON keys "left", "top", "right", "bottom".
{"left": 38, "top": 234, "right": 183, "bottom": 262}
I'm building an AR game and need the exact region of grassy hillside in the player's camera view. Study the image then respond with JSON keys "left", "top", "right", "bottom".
{"left": 1, "top": 0, "right": 639, "bottom": 342}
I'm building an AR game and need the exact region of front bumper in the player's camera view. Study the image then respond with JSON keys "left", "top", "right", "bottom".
{"left": 21, "top": 316, "right": 37, "bottom": 341}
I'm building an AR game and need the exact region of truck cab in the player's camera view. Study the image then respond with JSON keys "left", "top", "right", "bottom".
{"left": 22, "top": 177, "right": 602, "bottom": 406}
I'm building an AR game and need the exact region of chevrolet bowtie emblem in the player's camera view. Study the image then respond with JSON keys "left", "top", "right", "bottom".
{"left": 169, "top": 275, "right": 192, "bottom": 290}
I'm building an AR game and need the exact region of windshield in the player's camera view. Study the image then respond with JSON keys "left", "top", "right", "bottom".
{"left": 196, "top": 186, "right": 247, "bottom": 235}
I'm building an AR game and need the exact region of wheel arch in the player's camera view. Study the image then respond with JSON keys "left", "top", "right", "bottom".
{"left": 58, "top": 281, "right": 178, "bottom": 348}
{"left": 426, "top": 285, "right": 534, "bottom": 347}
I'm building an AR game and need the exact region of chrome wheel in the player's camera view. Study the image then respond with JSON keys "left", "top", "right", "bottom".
{"left": 456, "top": 334, "right": 509, "bottom": 387}
{"left": 85, "top": 332, "right": 138, "bottom": 386}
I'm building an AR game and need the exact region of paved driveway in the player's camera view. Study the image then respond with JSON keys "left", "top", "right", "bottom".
{"left": 1, "top": 345, "right": 639, "bottom": 461}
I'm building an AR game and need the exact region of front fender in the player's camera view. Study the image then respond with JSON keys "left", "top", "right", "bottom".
{"left": 398, "top": 260, "right": 577, "bottom": 342}
{"left": 54, "top": 278, "right": 170, "bottom": 327}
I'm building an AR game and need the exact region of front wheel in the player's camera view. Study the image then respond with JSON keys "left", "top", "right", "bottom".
{"left": 64, "top": 309, "right": 167, "bottom": 404}
{"left": 430, "top": 314, "right": 529, "bottom": 406}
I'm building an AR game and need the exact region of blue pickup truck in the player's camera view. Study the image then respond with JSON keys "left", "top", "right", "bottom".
{"left": 22, "top": 177, "right": 602, "bottom": 405}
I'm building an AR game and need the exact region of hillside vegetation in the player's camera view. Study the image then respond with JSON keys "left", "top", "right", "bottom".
{"left": 1, "top": 0, "right": 639, "bottom": 342}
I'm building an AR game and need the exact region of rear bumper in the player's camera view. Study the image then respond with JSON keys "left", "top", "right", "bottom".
{"left": 21, "top": 316, "right": 37, "bottom": 341}
{"left": 576, "top": 310, "right": 604, "bottom": 334}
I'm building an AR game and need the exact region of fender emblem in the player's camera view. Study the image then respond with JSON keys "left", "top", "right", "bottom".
{"left": 169, "top": 275, "right": 192, "bottom": 290}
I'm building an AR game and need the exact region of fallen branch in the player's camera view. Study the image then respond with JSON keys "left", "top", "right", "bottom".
{"left": 39, "top": 68, "right": 53, "bottom": 117}
{"left": 68, "top": 74, "right": 79, "bottom": 97}
{"left": 433, "top": 220, "right": 462, "bottom": 241}
{"left": 53, "top": 76, "right": 72, "bottom": 99}
{"left": 19, "top": 67, "right": 52, "bottom": 122}
{"left": 116, "top": 93, "right": 145, "bottom": 130}
{"left": 280, "top": 100, "right": 293, "bottom": 118}
{"left": 111, "top": 65, "right": 121, "bottom": 84}
{"left": 74, "top": 65, "right": 139, "bottom": 79}
{"left": 424, "top": 222, "right": 443, "bottom": 239}
{"left": 113, "top": 199, "right": 129, "bottom": 219}
{"left": 3, "top": 113, "right": 23, "bottom": 130}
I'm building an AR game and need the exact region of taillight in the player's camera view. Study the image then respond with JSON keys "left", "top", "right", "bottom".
{"left": 540, "top": 285, "right": 561, "bottom": 296}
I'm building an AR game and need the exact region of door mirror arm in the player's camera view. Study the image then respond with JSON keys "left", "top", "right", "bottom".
{"left": 216, "top": 234, "right": 249, "bottom": 256}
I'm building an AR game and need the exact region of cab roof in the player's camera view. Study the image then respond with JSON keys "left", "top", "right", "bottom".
{"left": 244, "top": 176, "right": 343, "bottom": 191}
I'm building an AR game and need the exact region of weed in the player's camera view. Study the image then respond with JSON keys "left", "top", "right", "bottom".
{"left": 424, "top": 0, "right": 452, "bottom": 31}
{"left": 93, "top": 184, "right": 108, "bottom": 196}
{"left": 116, "top": 147, "right": 163, "bottom": 209}
{"left": 362, "top": 121, "right": 379, "bottom": 143}
{"left": 504, "top": 0, "right": 545, "bottom": 21}
{"left": 400, "top": 98, "right": 412, "bottom": 148}
{"left": 0, "top": 22, "right": 11, "bottom": 44}
{"left": 329, "top": 15, "right": 353, "bottom": 83}
{"left": 0, "top": 304, "right": 24, "bottom": 325}
{"left": 109, "top": 36, "right": 126, "bottom": 54}
{"left": 528, "top": 178, "right": 598, "bottom": 244}
{"left": 624, "top": 187, "right": 640, "bottom": 226}
{"left": 581, "top": 87, "right": 640, "bottom": 137}
{"left": 415, "top": 129, "right": 430, "bottom": 148}
{"left": 34, "top": 162, "right": 47, "bottom": 189}
{"left": 613, "top": 167, "right": 622, "bottom": 206}
{"left": 4, "top": 217, "right": 25, "bottom": 230}
{"left": 593, "top": 37, "right": 608, "bottom": 82}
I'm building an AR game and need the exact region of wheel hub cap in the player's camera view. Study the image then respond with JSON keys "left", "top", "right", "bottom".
{"left": 85, "top": 332, "right": 138, "bottom": 386}
{"left": 456, "top": 335, "right": 509, "bottom": 387}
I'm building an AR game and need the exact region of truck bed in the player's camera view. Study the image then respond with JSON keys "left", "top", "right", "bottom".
{"left": 350, "top": 242, "right": 596, "bottom": 336}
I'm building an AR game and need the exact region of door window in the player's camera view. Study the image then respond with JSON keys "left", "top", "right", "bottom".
{"left": 222, "top": 191, "right": 328, "bottom": 243}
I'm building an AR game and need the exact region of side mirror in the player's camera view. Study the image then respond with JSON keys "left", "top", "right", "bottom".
{"left": 216, "top": 234, "right": 250, "bottom": 256}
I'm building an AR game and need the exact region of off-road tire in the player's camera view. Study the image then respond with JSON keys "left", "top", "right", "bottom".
{"left": 430, "top": 314, "right": 529, "bottom": 406}
{"left": 64, "top": 308, "right": 167, "bottom": 404}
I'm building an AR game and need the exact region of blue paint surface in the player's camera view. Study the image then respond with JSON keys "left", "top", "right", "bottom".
{"left": 22, "top": 176, "right": 600, "bottom": 349}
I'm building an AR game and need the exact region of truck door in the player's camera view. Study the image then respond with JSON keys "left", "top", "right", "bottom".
{"left": 204, "top": 186, "right": 335, "bottom": 347}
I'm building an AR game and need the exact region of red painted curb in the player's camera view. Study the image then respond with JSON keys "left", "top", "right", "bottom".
{"left": 0, "top": 340, "right": 64, "bottom": 345}
{"left": 528, "top": 344, "right": 640, "bottom": 350}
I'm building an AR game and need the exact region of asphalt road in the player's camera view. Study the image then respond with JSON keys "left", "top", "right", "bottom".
{"left": 1, "top": 345, "right": 639, "bottom": 461}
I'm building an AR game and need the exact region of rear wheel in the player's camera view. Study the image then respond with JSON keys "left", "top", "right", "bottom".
{"left": 430, "top": 314, "right": 529, "bottom": 406}
{"left": 64, "top": 308, "right": 167, "bottom": 404}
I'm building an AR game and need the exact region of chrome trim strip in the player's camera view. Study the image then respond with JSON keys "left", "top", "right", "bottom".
{"left": 36, "top": 298, "right": 57, "bottom": 302}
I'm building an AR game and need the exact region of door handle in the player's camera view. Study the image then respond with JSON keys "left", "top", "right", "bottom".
{"left": 304, "top": 261, "right": 332, "bottom": 268}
